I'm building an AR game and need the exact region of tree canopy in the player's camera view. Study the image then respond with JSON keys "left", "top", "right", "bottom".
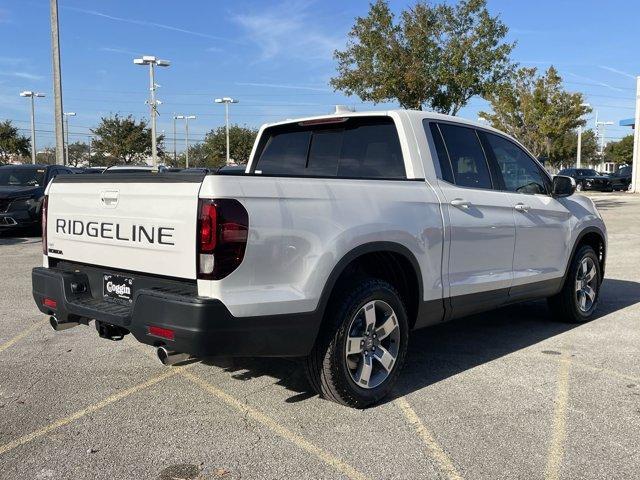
{"left": 90, "top": 115, "right": 163, "bottom": 165}
{"left": 169, "top": 125, "right": 258, "bottom": 169}
{"left": 0, "top": 120, "right": 30, "bottom": 160}
{"left": 67, "top": 141, "right": 90, "bottom": 167}
{"left": 479, "top": 66, "right": 591, "bottom": 166}
{"left": 605, "top": 134, "right": 633, "bottom": 165}
{"left": 331, "top": 0, "right": 515, "bottom": 114}
{"left": 550, "top": 129, "right": 598, "bottom": 168}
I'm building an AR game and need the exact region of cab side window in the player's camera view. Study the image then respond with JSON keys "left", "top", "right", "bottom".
{"left": 425, "top": 122, "right": 455, "bottom": 184}
{"left": 483, "top": 133, "right": 550, "bottom": 195}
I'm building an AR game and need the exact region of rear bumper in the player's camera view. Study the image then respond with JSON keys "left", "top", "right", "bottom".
{"left": 32, "top": 266, "right": 321, "bottom": 357}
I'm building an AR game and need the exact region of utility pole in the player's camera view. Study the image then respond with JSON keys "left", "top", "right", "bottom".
{"left": 63, "top": 112, "right": 75, "bottom": 165}
{"left": 134, "top": 56, "right": 170, "bottom": 167}
{"left": 50, "top": 0, "right": 65, "bottom": 165}
{"left": 214, "top": 97, "right": 239, "bottom": 165}
{"left": 20, "top": 91, "right": 45, "bottom": 164}
{"left": 631, "top": 76, "right": 640, "bottom": 193}
{"left": 174, "top": 115, "right": 196, "bottom": 168}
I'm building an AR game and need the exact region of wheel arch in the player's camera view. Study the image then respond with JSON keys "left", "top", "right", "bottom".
{"left": 566, "top": 226, "right": 606, "bottom": 279}
{"left": 316, "top": 242, "right": 424, "bottom": 331}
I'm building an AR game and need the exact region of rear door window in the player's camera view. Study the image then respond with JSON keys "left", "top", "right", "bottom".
{"left": 254, "top": 117, "right": 406, "bottom": 179}
{"left": 436, "top": 123, "right": 493, "bottom": 189}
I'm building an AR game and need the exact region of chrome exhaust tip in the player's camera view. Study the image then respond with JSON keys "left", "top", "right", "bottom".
{"left": 49, "top": 316, "right": 79, "bottom": 331}
{"left": 157, "top": 347, "right": 191, "bottom": 366}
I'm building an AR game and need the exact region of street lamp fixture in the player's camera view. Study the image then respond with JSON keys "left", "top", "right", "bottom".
{"left": 214, "top": 97, "right": 239, "bottom": 165}
{"left": 133, "top": 56, "right": 170, "bottom": 167}
{"left": 20, "top": 91, "right": 46, "bottom": 164}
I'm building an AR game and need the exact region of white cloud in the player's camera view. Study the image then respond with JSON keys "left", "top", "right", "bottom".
{"left": 0, "top": 71, "right": 44, "bottom": 81}
{"left": 566, "top": 72, "right": 624, "bottom": 92}
{"left": 598, "top": 66, "right": 636, "bottom": 80}
{"left": 232, "top": 0, "right": 343, "bottom": 62}
{"left": 99, "top": 47, "right": 141, "bottom": 56}
{"left": 236, "top": 82, "right": 329, "bottom": 92}
{"left": 64, "top": 6, "right": 238, "bottom": 43}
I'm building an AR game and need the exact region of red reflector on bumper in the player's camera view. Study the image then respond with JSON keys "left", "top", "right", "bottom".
{"left": 43, "top": 298, "right": 57, "bottom": 309}
{"left": 148, "top": 326, "right": 175, "bottom": 341}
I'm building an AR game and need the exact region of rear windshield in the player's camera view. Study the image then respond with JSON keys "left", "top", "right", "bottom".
{"left": 253, "top": 117, "right": 406, "bottom": 179}
{"left": 0, "top": 168, "right": 45, "bottom": 187}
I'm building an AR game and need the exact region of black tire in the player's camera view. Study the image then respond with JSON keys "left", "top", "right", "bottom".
{"left": 305, "top": 278, "right": 409, "bottom": 408}
{"left": 548, "top": 245, "right": 601, "bottom": 323}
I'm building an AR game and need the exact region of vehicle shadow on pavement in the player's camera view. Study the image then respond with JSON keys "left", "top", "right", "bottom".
{"left": 0, "top": 229, "right": 40, "bottom": 245}
{"left": 592, "top": 199, "right": 627, "bottom": 211}
{"left": 191, "top": 278, "right": 640, "bottom": 407}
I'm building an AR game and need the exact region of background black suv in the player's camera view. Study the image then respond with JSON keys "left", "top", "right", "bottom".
{"left": 557, "top": 168, "right": 613, "bottom": 192}
{"left": 0, "top": 164, "right": 75, "bottom": 232}
{"left": 607, "top": 165, "right": 632, "bottom": 191}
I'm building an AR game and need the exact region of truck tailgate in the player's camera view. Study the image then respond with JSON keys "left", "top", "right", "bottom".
{"left": 45, "top": 173, "right": 203, "bottom": 279}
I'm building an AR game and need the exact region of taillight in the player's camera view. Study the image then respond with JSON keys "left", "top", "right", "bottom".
{"left": 197, "top": 199, "right": 248, "bottom": 280}
{"left": 42, "top": 195, "right": 48, "bottom": 255}
{"left": 43, "top": 297, "right": 57, "bottom": 309}
{"left": 148, "top": 325, "right": 175, "bottom": 341}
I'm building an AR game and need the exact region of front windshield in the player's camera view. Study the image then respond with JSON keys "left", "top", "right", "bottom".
{"left": 578, "top": 169, "right": 598, "bottom": 176}
{"left": 0, "top": 168, "right": 45, "bottom": 187}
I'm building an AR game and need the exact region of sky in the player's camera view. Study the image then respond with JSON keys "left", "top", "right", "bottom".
{"left": 0, "top": 0, "right": 638, "bottom": 152}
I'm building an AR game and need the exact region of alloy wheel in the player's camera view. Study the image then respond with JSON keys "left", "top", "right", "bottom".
{"left": 575, "top": 257, "right": 598, "bottom": 312}
{"left": 344, "top": 300, "right": 401, "bottom": 389}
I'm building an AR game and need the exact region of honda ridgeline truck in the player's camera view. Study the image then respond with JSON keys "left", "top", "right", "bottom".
{"left": 32, "top": 110, "right": 607, "bottom": 408}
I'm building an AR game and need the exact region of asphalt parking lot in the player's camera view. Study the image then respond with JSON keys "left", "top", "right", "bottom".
{"left": 1, "top": 192, "right": 639, "bottom": 480}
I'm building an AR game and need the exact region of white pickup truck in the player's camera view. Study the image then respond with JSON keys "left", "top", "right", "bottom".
{"left": 32, "top": 110, "right": 606, "bottom": 407}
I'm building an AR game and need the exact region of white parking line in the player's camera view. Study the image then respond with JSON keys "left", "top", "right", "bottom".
{"left": 544, "top": 355, "right": 572, "bottom": 480}
{"left": 0, "top": 365, "right": 189, "bottom": 456}
{"left": 0, "top": 319, "right": 46, "bottom": 355}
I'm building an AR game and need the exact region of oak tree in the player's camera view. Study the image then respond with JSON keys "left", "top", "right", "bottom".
{"left": 331, "top": 0, "right": 515, "bottom": 114}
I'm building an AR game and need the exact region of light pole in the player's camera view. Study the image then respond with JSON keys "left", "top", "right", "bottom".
{"left": 175, "top": 115, "right": 196, "bottom": 168}
{"left": 20, "top": 91, "right": 45, "bottom": 164}
{"left": 214, "top": 97, "right": 239, "bottom": 165}
{"left": 596, "top": 118, "right": 614, "bottom": 171}
{"left": 133, "top": 56, "right": 170, "bottom": 167}
{"left": 576, "top": 103, "right": 591, "bottom": 168}
{"left": 172, "top": 113, "right": 177, "bottom": 164}
{"left": 631, "top": 76, "right": 640, "bottom": 193}
{"left": 63, "top": 112, "right": 76, "bottom": 165}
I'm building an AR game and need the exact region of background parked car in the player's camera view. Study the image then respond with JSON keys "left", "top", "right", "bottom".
{"left": 0, "top": 164, "right": 75, "bottom": 233}
{"left": 607, "top": 165, "right": 632, "bottom": 191}
{"left": 557, "top": 168, "right": 613, "bottom": 192}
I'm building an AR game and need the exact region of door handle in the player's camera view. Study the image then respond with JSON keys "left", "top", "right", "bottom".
{"left": 451, "top": 198, "right": 471, "bottom": 209}
{"left": 514, "top": 203, "right": 531, "bottom": 212}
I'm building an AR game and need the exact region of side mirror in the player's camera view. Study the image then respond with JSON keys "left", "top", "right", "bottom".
{"left": 552, "top": 175, "right": 576, "bottom": 197}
